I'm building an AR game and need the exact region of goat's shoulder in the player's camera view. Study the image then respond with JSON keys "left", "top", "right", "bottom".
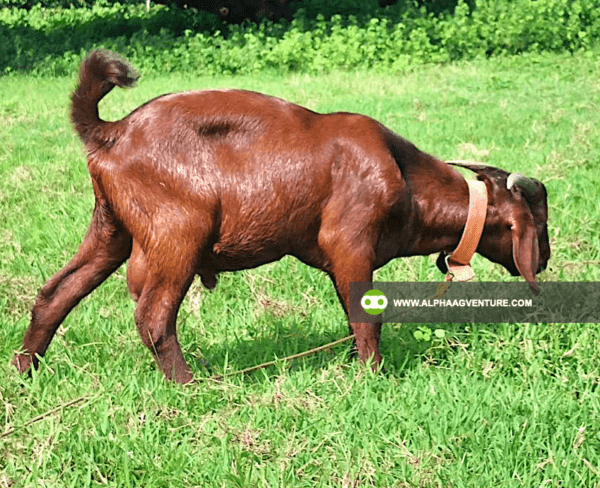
{"left": 319, "top": 112, "right": 399, "bottom": 165}
{"left": 314, "top": 113, "right": 406, "bottom": 205}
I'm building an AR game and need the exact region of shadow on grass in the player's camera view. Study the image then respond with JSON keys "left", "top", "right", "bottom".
{"left": 184, "top": 316, "right": 469, "bottom": 382}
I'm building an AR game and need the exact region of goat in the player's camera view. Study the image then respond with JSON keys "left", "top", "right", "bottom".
{"left": 12, "top": 50, "right": 550, "bottom": 383}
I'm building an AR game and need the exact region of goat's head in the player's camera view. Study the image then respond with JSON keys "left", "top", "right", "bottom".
{"left": 446, "top": 161, "right": 551, "bottom": 293}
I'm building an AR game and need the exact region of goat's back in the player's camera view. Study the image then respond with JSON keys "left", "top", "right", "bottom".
{"left": 86, "top": 88, "right": 406, "bottom": 270}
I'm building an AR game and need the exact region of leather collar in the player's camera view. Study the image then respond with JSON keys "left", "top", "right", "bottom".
{"left": 444, "top": 179, "right": 488, "bottom": 282}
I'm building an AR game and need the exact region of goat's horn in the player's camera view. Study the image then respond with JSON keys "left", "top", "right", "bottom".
{"left": 446, "top": 160, "right": 491, "bottom": 171}
{"left": 506, "top": 173, "right": 539, "bottom": 198}
{"left": 449, "top": 161, "right": 541, "bottom": 199}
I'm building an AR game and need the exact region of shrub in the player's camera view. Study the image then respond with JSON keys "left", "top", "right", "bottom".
{"left": 0, "top": 0, "right": 598, "bottom": 76}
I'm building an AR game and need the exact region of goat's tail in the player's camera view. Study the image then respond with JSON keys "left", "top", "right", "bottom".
{"left": 71, "top": 50, "right": 138, "bottom": 151}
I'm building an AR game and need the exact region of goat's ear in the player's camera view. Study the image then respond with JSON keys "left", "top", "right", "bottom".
{"left": 510, "top": 208, "right": 540, "bottom": 295}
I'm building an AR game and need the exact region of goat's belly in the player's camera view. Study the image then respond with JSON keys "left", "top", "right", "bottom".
{"left": 208, "top": 244, "right": 289, "bottom": 271}
{"left": 196, "top": 246, "right": 286, "bottom": 289}
{"left": 196, "top": 248, "right": 286, "bottom": 291}
{"left": 198, "top": 199, "right": 321, "bottom": 275}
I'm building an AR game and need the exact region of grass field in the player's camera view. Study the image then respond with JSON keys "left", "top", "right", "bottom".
{"left": 1, "top": 51, "right": 600, "bottom": 487}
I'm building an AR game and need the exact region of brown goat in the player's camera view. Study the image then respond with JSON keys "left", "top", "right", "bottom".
{"left": 12, "top": 50, "right": 550, "bottom": 383}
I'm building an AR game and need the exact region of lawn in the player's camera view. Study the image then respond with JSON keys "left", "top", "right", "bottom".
{"left": 1, "top": 51, "right": 599, "bottom": 487}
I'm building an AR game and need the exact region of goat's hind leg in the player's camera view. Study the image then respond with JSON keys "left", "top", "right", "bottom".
{"left": 13, "top": 205, "right": 132, "bottom": 374}
{"left": 133, "top": 234, "right": 205, "bottom": 384}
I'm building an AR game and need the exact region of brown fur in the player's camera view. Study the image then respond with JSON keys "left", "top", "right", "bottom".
{"left": 12, "top": 50, "right": 551, "bottom": 383}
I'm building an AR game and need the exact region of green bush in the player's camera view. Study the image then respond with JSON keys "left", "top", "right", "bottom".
{"left": 0, "top": 0, "right": 598, "bottom": 76}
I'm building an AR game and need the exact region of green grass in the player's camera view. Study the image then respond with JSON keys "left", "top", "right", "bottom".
{"left": 1, "top": 51, "right": 600, "bottom": 487}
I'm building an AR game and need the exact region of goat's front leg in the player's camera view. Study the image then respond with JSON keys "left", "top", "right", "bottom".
{"left": 324, "top": 243, "right": 382, "bottom": 370}
{"left": 13, "top": 205, "right": 132, "bottom": 374}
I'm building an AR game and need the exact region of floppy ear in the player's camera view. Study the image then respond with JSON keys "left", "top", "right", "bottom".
{"left": 511, "top": 209, "right": 540, "bottom": 295}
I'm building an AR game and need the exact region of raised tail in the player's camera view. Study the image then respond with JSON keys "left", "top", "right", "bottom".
{"left": 71, "top": 50, "right": 138, "bottom": 151}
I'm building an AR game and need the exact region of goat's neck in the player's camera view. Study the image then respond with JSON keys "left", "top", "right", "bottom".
{"left": 406, "top": 157, "right": 472, "bottom": 256}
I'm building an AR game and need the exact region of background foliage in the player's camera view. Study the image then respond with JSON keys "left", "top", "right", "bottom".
{"left": 1, "top": 0, "right": 599, "bottom": 76}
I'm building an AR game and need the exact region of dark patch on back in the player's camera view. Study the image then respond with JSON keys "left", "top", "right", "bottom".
{"left": 197, "top": 121, "right": 235, "bottom": 138}
{"left": 195, "top": 115, "right": 264, "bottom": 145}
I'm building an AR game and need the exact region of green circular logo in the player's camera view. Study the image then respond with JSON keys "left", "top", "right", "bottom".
{"left": 361, "top": 289, "right": 388, "bottom": 315}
